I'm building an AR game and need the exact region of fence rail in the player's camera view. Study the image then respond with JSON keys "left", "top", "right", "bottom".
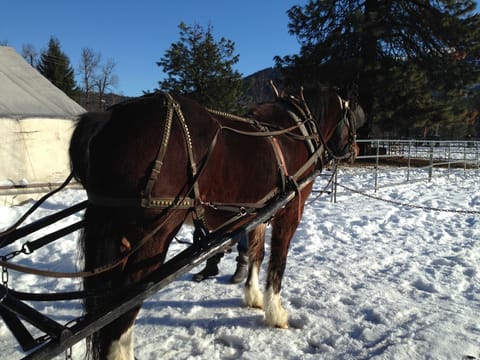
{"left": 330, "top": 139, "right": 480, "bottom": 200}
{"left": 0, "top": 182, "right": 83, "bottom": 206}
{"left": 2, "top": 140, "right": 479, "bottom": 206}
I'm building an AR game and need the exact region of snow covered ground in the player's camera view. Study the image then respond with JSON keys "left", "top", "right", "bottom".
{"left": 0, "top": 166, "right": 479, "bottom": 360}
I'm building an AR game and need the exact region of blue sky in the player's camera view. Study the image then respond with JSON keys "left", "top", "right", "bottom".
{"left": 2, "top": 1, "right": 307, "bottom": 97}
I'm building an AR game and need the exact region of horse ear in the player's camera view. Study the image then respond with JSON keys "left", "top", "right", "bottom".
{"left": 300, "top": 86, "right": 322, "bottom": 122}
{"left": 269, "top": 80, "right": 280, "bottom": 99}
{"left": 344, "top": 83, "right": 359, "bottom": 107}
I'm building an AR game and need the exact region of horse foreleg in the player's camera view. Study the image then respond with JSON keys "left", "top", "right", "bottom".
{"left": 264, "top": 286, "right": 288, "bottom": 329}
{"left": 244, "top": 224, "right": 266, "bottom": 309}
{"left": 245, "top": 262, "right": 263, "bottom": 309}
{"left": 105, "top": 318, "right": 136, "bottom": 360}
{"left": 264, "top": 201, "right": 305, "bottom": 329}
{"left": 264, "top": 229, "right": 290, "bottom": 328}
{"left": 90, "top": 296, "right": 139, "bottom": 360}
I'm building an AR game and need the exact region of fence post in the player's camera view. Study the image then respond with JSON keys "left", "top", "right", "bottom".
{"left": 375, "top": 140, "right": 379, "bottom": 192}
{"left": 428, "top": 141, "right": 434, "bottom": 181}
{"left": 447, "top": 142, "right": 451, "bottom": 178}
{"left": 333, "top": 165, "right": 338, "bottom": 203}
{"left": 407, "top": 140, "right": 411, "bottom": 182}
{"left": 330, "top": 160, "right": 338, "bottom": 203}
{"left": 475, "top": 141, "right": 480, "bottom": 170}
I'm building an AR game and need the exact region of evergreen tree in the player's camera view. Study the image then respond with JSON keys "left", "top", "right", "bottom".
{"left": 470, "top": 85, "right": 480, "bottom": 137}
{"left": 37, "top": 37, "right": 79, "bottom": 100}
{"left": 157, "top": 22, "right": 245, "bottom": 112}
{"left": 277, "top": 0, "right": 480, "bottom": 138}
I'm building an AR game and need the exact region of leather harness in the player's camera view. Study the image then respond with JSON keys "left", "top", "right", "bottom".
{"left": 87, "top": 90, "right": 354, "bottom": 235}
{"left": 0, "top": 89, "right": 355, "bottom": 280}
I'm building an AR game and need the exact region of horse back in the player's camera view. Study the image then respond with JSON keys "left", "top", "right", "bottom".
{"left": 71, "top": 93, "right": 220, "bottom": 199}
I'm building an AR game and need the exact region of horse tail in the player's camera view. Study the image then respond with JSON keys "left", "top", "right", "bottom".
{"left": 69, "top": 112, "right": 109, "bottom": 186}
{"left": 69, "top": 112, "right": 128, "bottom": 359}
{"left": 81, "top": 204, "right": 125, "bottom": 360}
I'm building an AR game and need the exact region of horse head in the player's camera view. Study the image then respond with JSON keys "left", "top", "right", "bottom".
{"left": 302, "top": 86, "right": 366, "bottom": 163}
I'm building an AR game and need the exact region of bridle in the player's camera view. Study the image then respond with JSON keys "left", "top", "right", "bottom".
{"left": 324, "top": 96, "right": 358, "bottom": 161}
{"left": 283, "top": 86, "right": 358, "bottom": 163}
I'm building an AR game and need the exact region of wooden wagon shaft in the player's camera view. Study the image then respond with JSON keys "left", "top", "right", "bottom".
{"left": 0, "top": 201, "right": 87, "bottom": 248}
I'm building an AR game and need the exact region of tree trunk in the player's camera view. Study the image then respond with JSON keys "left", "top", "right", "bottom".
{"left": 357, "top": 0, "right": 380, "bottom": 153}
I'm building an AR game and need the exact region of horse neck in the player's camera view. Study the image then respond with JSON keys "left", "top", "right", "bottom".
{"left": 250, "top": 102, "right": 293, "bottom": 128}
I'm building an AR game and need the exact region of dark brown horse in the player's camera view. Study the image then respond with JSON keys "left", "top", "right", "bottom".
{"left": 69, "top": 85, "right": 365, "bottom": 359}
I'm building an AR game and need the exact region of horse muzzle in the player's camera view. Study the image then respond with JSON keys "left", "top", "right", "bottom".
{"left": 348, "top": 142, "right": 360, "bottom": 163}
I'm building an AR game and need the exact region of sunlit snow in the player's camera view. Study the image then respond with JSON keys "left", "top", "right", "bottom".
{"left": 1, "top": 166, "right": 479, "bottom": 359}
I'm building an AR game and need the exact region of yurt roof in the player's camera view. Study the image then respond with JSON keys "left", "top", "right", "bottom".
{"left": 0, "top": 46, "right": 84, "bottom": 119}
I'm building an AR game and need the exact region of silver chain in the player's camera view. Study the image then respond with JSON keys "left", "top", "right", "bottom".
{"left": 336, "top": 182, "right": 480, "bottom": 214}
{"left": 1, "top": 243, "right": 31, "bottom": 262}
{"left": 2, "top": 263, "right": 8, "bottom": 287}
{"left": 1, "top": 243, "right": 34, "bottom": 288}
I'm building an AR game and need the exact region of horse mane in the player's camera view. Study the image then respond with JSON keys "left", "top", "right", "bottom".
{"left": 245, "top": 85, "right": 333, "bottom": 131}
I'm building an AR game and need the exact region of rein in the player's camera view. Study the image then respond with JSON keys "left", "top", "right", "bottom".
{"left": 207, "top": 108, "right": 307, "bottom": 138}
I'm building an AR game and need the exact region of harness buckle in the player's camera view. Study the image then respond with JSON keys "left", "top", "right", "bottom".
{"left": 285, "top": 176, "right": 299, "bottom": 193}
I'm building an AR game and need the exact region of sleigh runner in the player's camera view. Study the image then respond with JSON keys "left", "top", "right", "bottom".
{"left": 1, "top": 85, "right": 364, "bottom": 359}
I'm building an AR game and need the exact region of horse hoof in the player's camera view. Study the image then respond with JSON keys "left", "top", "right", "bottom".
{"left": 244, "top": 287, "right": 264, "bottom": 309}
{"left": 265, "top": 314, "right": 289, "bottom": 329}
{"left": 264, "top": 288, "right": 289, "bottom": 328}
{"left": 250, "top": 302, "right": 264, "bottom": 310}
{"left": 245, "top": 297, "right": 264, "bottom": 309}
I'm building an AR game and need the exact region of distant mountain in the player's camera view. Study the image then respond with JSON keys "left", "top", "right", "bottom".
{"left": 78, "top": 91, "right": 132, "bottom": 111}
{"left": 88, "top": 67, "right": 284, "bottom": 110}
{"left": 243, "top": 67, "right": 282, "bottom": 104}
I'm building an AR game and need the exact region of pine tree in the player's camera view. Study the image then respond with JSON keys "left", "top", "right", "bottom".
{"left": 37, "top": 37, "right": 79, "bottom": 101}
{"left": 157, "top": 22, "right": 245, "bottom": 113}
{"left": 277, "top": 0, "right": 480, "bottom": 138}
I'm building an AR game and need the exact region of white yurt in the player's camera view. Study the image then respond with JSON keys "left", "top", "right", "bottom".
{"left": 0, "top": 46, "right": 85, "bottom": 204}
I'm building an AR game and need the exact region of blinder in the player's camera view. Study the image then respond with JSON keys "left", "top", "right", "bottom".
{"left": 326, "top": 99, "right": 357, "bottom": 160}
